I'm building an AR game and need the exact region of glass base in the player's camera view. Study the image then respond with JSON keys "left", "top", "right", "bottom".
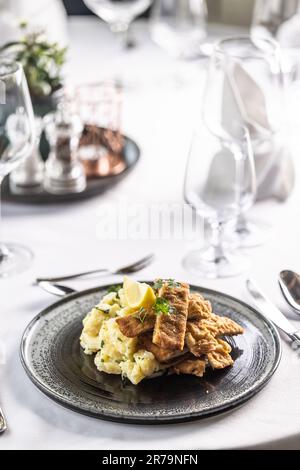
{"left": 0, "top": 243, "right": 33, "bottom": 278}
{"left": 229, "top": 220, "right": 271, "bottom": 249}
{"left": 182, "top": 246, "right": 250, "bottom": 279}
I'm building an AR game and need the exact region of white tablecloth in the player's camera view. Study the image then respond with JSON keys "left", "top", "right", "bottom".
{"left": 1, "top": 17, "right": 300, "bottom": 450}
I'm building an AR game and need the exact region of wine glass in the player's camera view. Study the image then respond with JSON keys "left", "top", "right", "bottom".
{"left": 83, "top": 0, "right": 153, "bottom": 47}
{"left": 149, "top": 0, "right": 207, "bottom": 59}
{"left": 183, "top": 125, "right": 256, "bottom": 279}
{"left": 0, "top": 60, "right": 35, "bottom": 277}
{"left": 203, "top": 36, "right": 284, "bottom": 247}
{"left": 251, "top": 0, "right": 300, "bottom": 83}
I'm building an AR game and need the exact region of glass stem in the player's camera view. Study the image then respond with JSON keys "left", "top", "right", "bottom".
{"left": 210, "top": 220, "right": 226, "bottom": 263}
{"left": 234, "top": 143, "right": 249, "bottom": 235}
{"left": 236, "top": 213, "right": 250, "bottom": 235}
{"left": 110, "top": 22, "right": 131, "bottom": 49}
{"left": 0, "top": 177, "right": 8, "bottom": 262}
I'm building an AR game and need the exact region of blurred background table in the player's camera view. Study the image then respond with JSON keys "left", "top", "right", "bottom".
{"left": 0, "top": 16, "right": 300, "bottom": 450}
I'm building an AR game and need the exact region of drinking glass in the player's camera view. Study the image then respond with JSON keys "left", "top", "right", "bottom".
{"left": 252, "top": 0, "right": 300, "bottom": 82}
{"left": 203, "top": 36, "right": 283, "bottom": 247}
{"left": 0, "top": 60, "right": 35, "bottom": 277}
{"left": 83, "top": 0, "right": 153, "bottom": 47}
{"left": 149, "top": 0, "right": 207, "bottom": 59}
{"left": 183, "top": 126, "right": 256, "bottom": 279}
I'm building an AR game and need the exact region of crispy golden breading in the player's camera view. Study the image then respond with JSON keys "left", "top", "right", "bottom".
{"left": 153, "top": 282, "right": 189, "bottom": 351}
{"left": 188, "top": 293, "right": 212, "bottom": 319}
{"left": 117, "top": 293, "right": 216, "bottom": 340}
{"left": 193, "top": 314, "right": 244, "bottom": 338}
{"left": 185, "top": 321, "right": 217, "bottom": 356}
{"left": 116, "top": 313, "right": 155, "bottom": 338}
{"left": 186, "top": 332, "right": 217, "bottom": 356}
{"left": 116, "top": 282, "right": 243, "bottom": 377}
{"left": 172, "top": 358, "right": 206, "bottom": 378}
{"left": 138, "top": 334, "right": 186, "bottom": 363}
{"left": 207, "top": 339, "right": 234, "bottom": 369}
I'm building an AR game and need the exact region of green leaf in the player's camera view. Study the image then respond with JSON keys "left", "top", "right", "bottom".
{"left": 0, "top": 25, "right": 67, "bottom": 98}
{"left": 153, "top": 297, "right": 176, "bottom": 316}
{"left": 135, "top": 307, "right": 148, "bottom": 324}
{"left": 153, "top": 278, "right": 181, "bottom": 291}
{"left": 107, "top": 284, "right": 122, "bottom": 297}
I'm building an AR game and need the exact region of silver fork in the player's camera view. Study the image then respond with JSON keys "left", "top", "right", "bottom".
{"left": 36, "top": 253, "right": 154, "bottom": 283}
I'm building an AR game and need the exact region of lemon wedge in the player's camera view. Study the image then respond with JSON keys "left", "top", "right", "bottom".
{"left": 123, "top": 276, "right": 156, "bottom": 310}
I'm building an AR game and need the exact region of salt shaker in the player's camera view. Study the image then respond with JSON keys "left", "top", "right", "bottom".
{"left": 44, "top": 103, "right": 86, "bottom": 194}
{"left": 9, "top": 117, "right": 44, "bottom": 194}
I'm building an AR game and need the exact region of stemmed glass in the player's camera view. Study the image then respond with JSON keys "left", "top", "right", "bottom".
{"left": 251, "top": 0, "right": 300, "bottom": 82}
{"left": 0, "top": 60, "right": 35, "bottom": 277}
{"left": 83, "top": 0, "right": 153, "bottom": 47}
{"left": 203, "top": 36, "right": 284, "bottom": 247}
{"left": 149, "top": 0, "right": 207, "bottom": 59}
{"left": 183, "top": 125, "right": 256, "bottom": 279}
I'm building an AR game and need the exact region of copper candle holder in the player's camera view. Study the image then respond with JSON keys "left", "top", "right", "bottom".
{"left": 72, "top": 82, "right": 125, "bottom": 178}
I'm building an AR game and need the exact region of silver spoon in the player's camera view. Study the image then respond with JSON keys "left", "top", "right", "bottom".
{"left": 279, "top": 270, "right": 300, "bottom": 314}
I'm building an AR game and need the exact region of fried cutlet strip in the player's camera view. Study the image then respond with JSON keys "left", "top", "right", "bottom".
{"left": 116, "top": 292, "right": 211, "bottom": 339}
{"left": 207, "top": 339, "right": 234, "bottom": 369}
{"left": 188, "top": 293, "right": 212, "bottom": 319}
{"left": 116, "top": 313, "right": 155, "bottom": 338}
{"left": 138, "top": 334, "right": 186, "bottom": 363}
{"left": 190, "top": 314, "right": 244, "bottom": 338}
{"left": 185, "top": 321, "right": 217, "bottom": 356}
{"left": 172, "top": 357, "right": 206, "bottom": 378}
{"left": 152, "top": 282, "right": 189, "bottom": 350}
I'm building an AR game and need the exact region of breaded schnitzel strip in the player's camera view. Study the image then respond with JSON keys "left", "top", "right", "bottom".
{"left": 188, "top": 293, "right": 212, "bottom": 319}
{"left": 172, "top": 357, "right": 206, "bottom": 378}
{"left": 116, "top": 313, "right": 155, "bottom": 338}
{"left": 152, "top": 282, "right": 189, "bottom": 350}
{"left": 138, "top": 334, "right": 187, "bottom": 363}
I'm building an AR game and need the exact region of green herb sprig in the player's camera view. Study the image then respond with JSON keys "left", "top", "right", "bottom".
{"left": 153, "top": 297, "right": 176, "bottom": 316}
{"left": 107, "top": 284, "right": 122, "bottom": 297}
{"left": 153, "top": 279, "right": 181, "bottom": 291}
{"left": 135, "top": 307, "right": 148, "bottom": 324}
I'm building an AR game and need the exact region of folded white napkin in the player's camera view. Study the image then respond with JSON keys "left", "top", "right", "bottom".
{"left": 221, "top": 61, "right": 295, "bottom": 201}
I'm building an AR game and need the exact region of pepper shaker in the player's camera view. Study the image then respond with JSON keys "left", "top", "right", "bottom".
{"left": 44, "top": 103, "right": 86, "bottom": 195}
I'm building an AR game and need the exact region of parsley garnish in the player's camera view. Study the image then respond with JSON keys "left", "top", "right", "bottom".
{"left": 153, "top": 297, "right": 176, "bottom": 316}
{"left": 107, "top": 284, "right": 122, "bottom": 297}
{"left": 153, "top": 278, "right": 181, "bottom": 291}
{"left": 100, "top": 340, "right": 105, "bottom": 348}
{"left": 135, "top": 307, "right": 148, "bottom": 324}
{"left": 166, "top": 279, "right": 181, "bottom": 288}
{"left": 153, "top": 279, "right": 163, "bottom": 291}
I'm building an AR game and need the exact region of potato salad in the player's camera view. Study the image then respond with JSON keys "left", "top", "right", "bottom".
{"left": 80, "top": 278, "right": 160, "bottom": 385}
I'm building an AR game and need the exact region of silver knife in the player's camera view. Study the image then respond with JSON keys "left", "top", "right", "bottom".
{"left": 0, "top": 405, "right": 7, "bottom": 434}
{"left": 246, "top": 279, "right": 300, "bottom": 343}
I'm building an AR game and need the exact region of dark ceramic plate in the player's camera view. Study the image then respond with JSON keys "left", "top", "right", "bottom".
{"left": 20, "top": 284, "right": 281, "bottom": 424}
{"left": 2, "top": 135, "right": 140, "bottom": 204}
